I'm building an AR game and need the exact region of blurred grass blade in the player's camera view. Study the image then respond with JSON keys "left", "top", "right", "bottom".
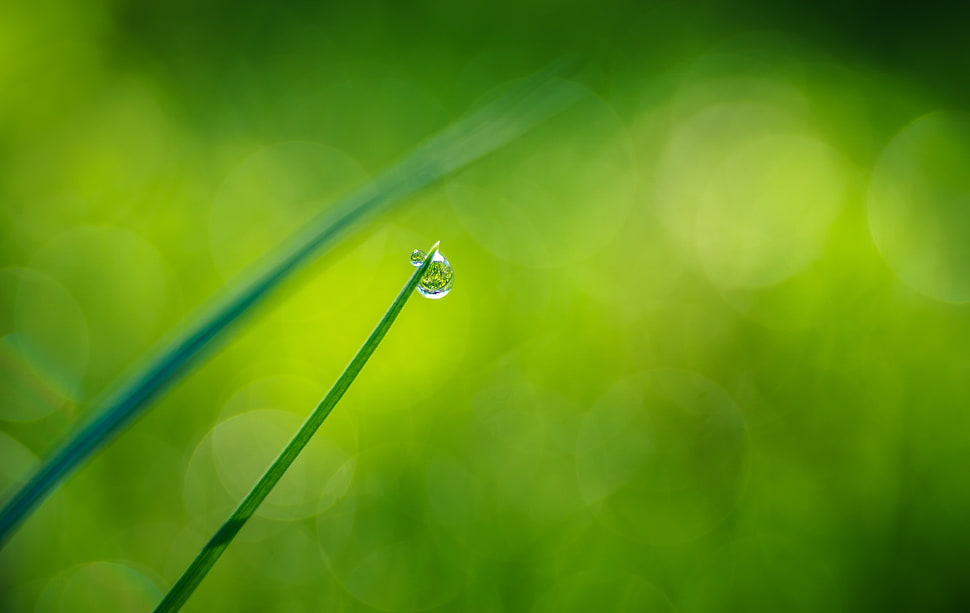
{"left": 154, "top": 243, "right": 441, "bottom": 613}
{"left": 0, "top": 61, "right": 583, "bottom": 546}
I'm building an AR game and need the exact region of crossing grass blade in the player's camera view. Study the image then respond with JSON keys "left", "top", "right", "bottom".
{"left": 0, "top": 60, "right": 583, "bottom": 547}
{"left": 154, "top": 243, "right": 441, "bottom": 613}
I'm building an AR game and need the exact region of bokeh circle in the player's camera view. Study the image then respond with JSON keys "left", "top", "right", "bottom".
{"left": 695, "top": 133, "right": 850, "bottom": 288}
{"left": 867, "top": 111, "right": 970, "bottom": 302}
{"left": 53, "top": 560, "right": 161, "bottom": 613}
{"left": 28, "top": 226, "right": 181, "bottom": 394}
{"left": 184, "top": 376, "right": 357, "bottom": 525}
{"left": 576, "top": 369, "right": 747, "bottom": 546}
{"left": 449, "top": 79, "right": 637, "bottom": 268}
{"left": 0, "top": 267, "right": 88, "bottom": 421}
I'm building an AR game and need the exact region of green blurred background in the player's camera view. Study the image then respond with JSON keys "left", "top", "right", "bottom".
{"left": 2, "top": 0, "right": 970, "bottom": 611}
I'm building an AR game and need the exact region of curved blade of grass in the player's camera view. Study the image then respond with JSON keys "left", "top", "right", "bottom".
{"left": 0, "top": 60, "right": 584, "bottom": 546}
{"left": 154, "top": 243, "right": 441, "bottom": 613}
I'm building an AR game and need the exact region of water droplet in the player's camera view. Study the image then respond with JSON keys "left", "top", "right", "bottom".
{"left": 409, "top": 249, "right": 454, "bottom": 299}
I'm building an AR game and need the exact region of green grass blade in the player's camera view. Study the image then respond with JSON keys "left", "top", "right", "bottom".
{"left": 0, "top": 60, "right": 582, "bottom": 547}
{"left": 153, "top": 244, "right": 441, "bottom": 613}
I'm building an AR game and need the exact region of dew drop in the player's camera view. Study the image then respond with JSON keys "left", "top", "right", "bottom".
{"left": 409, "top": 249, "right": 454, "bottom": 299}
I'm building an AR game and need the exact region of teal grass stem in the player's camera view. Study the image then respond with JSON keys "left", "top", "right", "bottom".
{"left": 0, "top": 60, "right": 581, "bottom": 546}
{"left": 154, "top": 243, "right": 441, "bottom": 613}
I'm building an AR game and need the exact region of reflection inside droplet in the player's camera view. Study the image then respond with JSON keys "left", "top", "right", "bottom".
{"left": 410, "top": 249, "right": 454, "bottom": 299}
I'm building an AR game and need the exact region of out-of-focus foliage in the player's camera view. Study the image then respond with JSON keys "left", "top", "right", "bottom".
{"left": 2, "top": 0, "right": 970, "bottom": 611}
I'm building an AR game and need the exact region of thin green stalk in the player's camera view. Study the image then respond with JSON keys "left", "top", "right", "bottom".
{"left": 0, "top": 59, "right": 580, "bottom": 547}
{"left": 154, "top": 243, "right": 441, "bottom": 613}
